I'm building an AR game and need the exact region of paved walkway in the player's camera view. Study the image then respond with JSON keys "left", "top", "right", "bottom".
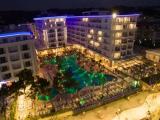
{"left": 40, "top": 91, "right": 150, "bottom": 120}
{"left": 112, "top": 92, "right": 160, "bottom": 120}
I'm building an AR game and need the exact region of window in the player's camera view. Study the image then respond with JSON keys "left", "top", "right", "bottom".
{"left": 129, "top": 32, "right": 134, "bottom": 36}
{"left": 0, "top": 48, "right": 5, "bottom": 54}
{"left": 57, "top": 23, "right": 63, "bottom": 27}
{"left": 49, "top": 34, "right": 55, "bottom": 38}
{"left": 57, "top": 28, "right": 63, "bottom": 32}
{"left": 8, "top": 46, "right": 18, "bottom": 53}
{"left": 16, "top": 37, "right": 21, "bottom": 41}
{"left": 23, "top": 53, "right": 31, "bottom": 59}
{"left": 114, "top": 52, "right": 121, "bottom": 59}
{"left": 122, "top": 32, "right": 128, "bottom": 37}
{"left": 2, "top": 73, "right": 11, "bottom": 80}
{"left": 10, "top": 54, "right": 20, "bottom": 61}
{"left": 0, "top": 66, "right": 9, "bottom": 72}
{"left": 0, "top": 57, "right": 7, "bottom": 64}
{"left": 12, "top": 63, "right": 21, "bottom": 70}
{"left": 127, "top": 51, "right": 132, "bottom": 55}
{"left": 49, "top": 29, "right": 55, "bottom": 33}
{"left": 24, "top": 61, "right": 32, "bottom": 67}
{"left": 23, "top": 36, "right": 28, "bottom": 40}
{"left": 21, "top": 44, "right": 29, "bottom": 51}
{"left": 114, "top": 25, "right": 123, "bottom": 30}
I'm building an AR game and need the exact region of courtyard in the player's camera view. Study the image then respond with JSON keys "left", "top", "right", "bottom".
{"left": 36, "top": 45, "right": 140, "bottom": 114}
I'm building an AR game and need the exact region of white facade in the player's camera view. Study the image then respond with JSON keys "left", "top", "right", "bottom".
{"left": 67, "top": 14, "right": 139, "bottom": 60}
{"left": 0, "top": 32, "right": 37, "bottom": 83}
{"left": 34, "top": 17, "right": 67, "bottom": 50}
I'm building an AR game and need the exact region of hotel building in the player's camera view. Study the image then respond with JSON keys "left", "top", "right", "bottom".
{"left": 0, "top": 32, "right": 37, "bottom": 84}
{"left": 67, "top": 14, "right": 139, "bottom": 60}
{"left": 34, "top": 16, "right": 67, "bottom": 50}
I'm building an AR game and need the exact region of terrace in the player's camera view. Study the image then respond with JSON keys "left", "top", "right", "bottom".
{"left": 115, "top": 57, "right": 160, "bottom": 85}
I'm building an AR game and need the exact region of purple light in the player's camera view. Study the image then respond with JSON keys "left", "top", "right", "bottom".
{"left": 0, "top": 32, "right": 32, "bottom": 38}
{"left": 34, "top": 14, "right": 140, "bottom": 21}
{"left": 34, "top": 16, "right": 67, "bottom": 21}
{"left": 67, "top": 14, "right": 140, "bottom": 18}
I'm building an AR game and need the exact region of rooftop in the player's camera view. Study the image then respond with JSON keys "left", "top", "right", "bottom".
{"left": 0, "top": 32, "right": 32, "bottom": 38}
{"left": 34, "top": 14, "right": 140, "bottom": 20}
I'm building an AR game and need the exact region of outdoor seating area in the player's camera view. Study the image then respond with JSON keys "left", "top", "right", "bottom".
{"left": 52, "top": 78, "right": 140, "bottom": 113}
{"left": 115, "top": 59, "right": 160, "bottom": 85}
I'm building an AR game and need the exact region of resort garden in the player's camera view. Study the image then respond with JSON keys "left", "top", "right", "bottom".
{"left": 37, "top": 45, "right": 141, "bottom": 113}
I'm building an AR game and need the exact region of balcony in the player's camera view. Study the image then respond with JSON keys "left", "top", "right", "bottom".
{"left": 0, "top": 66, "right": 9, "bottom": 72}
{"left": 2, "top": 73, "right": 11, "bottom": 80}
{"left": 21, "top": 44, "right": 29, "bottom": 51}
{"left": 12, "top": 64, "right": 21, "bottom": 70}
{"left": 8, "top": 47, "right": 18, "bottom": 53}
{"left": 0, "top": 48, "right": 5, "bottom": 55}
{"left": 121, "top": 47, "right": 127, "bottom": 50}
{"left": 115, "top": 47, "right": 120, "bottom": 51}
{"left": 0, "top": 57, "right": 7, "bottom": 64}
{"left": 23, "top": 53, "right": 31, "bottom": 59}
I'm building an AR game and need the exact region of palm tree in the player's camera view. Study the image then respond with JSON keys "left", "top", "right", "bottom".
{"left": 17, "top": 69, "right": 34, "bottom": 94}
{"left": 36, "top": 76, "right": 50, "bottom": 94}
{"left": 0, "top": 84, "right": 9, "bottom": 117}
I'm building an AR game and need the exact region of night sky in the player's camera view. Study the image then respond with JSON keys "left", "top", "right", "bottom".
{"left": 0, "top": 0, "right": 160, "bottom": 10}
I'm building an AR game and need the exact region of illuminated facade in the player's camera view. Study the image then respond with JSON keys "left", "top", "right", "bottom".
{"left": 34, "top": 17, "right": 67, "bottom": 50}
{"left": 67, "top": 14, "right": 139, "bottom": 60}
{"left": 146, "top": 49, "right": 160, "bottom": 63}
{"left": 0, "top": 32, "right": 37, "bottom": 83}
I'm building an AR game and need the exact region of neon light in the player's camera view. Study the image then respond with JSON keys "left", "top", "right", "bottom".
{"left": 34, "top": 16, "right": 67, "bottom": 20}
{"left": 0, "top": 32, "right": 32, "bottom": 38}
{"left": 67, "top": 14, "right": 140, "bottom": 18}
{"left": 34, "top": 14, "right": 140, "bottom": 20}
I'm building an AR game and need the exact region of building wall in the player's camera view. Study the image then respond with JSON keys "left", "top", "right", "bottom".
{"left": 67, "top": 15, "right": 138, "bottom": 60}
{"left": 146, "top": 51, "right": 160, "bottom": 63}
{"left": 0, "top": 35, "right": 37, "bottom": 82}
{"left": 34, "top": 17, "right": 67, "bottom": 50}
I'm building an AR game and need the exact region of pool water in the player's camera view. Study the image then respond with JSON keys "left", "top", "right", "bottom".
{"left": 39, "top": 54, "right": 115, "bottom": 100}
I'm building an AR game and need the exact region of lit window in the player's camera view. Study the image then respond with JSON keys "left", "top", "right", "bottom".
{"left": 98, "top": 37, "right": 102, "bottom": 42}
{"left": 115, "top": 39, "right": 121, "bottom": 45}
{"left": 55, "top": 19, "right": 60, "bottom": 22}
{"left": 98, "top": 31, "right": 102, "bottom": 35}
{"left": 94, "top": 42, "right": 100, "bottom": 47}
{"left": 50, "top": 24, "right": 53, "bottom": 27}
{"left": 90, "top": 29, "right": 94, "bottom": 34}
{"left": 124, "top": 17, "right": 130, "bottom": 22}
{"left": 115, "top": 32, "right": 122, "bottom": 38}
{"left": 116, "top": 18, "right": 123, "bottom": 22}
{"left": 129, "top": 24, "right": 136, "bottom": 29}
{"left": 60, "top": 18, "right": 64, "bottom": 22}
{"left": 114, "top": 52, "right": 121, "bottom": 59}
{"left": 115, "top": 25, "right": 123, "bottom": 30}
{"left": 89, "top": 40, "right": 94, "bottom": 45}
{"left": 87, "top": 34, "right": 92, "bottom": 38}
{"left": 82, "top": 18, "right": 88, "bottom": 22}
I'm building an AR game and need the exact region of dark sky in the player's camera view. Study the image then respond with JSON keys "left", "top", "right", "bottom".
{"left": 1, "top": 0, "right": 160, "bottom": 10}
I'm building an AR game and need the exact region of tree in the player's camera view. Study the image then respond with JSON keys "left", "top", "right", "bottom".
{"left": 17, "top": 69, "right": 34, "bottom": 94}
{"left": 36, "top": 76, "right": 50, "bottom": 94}
{"left": 0, "top": 84, "right": 9, "bottom": 116}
